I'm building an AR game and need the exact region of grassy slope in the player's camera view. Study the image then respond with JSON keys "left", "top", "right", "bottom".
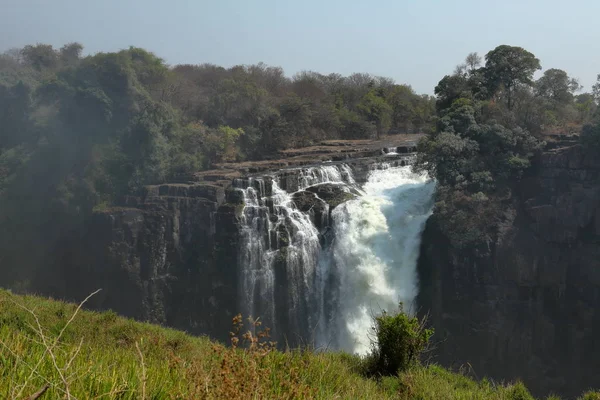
{"left": 0, "top": 290, "right": 598, "bottom": 400}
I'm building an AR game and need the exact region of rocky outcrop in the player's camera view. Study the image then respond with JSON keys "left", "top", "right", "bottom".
{"left": 418, "top": 143, "right": 600, "bottom": 398}
{"left": 306, "top": 183, "right": 359, "bottom": 209}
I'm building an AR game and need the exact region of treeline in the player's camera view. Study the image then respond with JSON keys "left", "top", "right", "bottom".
{"left": 415, "top": 45, "right": 600, "bottom": 248}
{"left": 0, "top": 42, "right": 433, "bottom": 288}
{"left": 0, "top": 43, "right": 435, "bottom": 199}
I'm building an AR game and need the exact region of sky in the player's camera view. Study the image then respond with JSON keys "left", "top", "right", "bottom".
{"left": 2, "top": 0, "right": 599, "bottom": 94}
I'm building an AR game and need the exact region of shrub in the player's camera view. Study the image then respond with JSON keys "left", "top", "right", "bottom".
{"left": 507, "top": 381, "right": 534, "bottom": 400}
{"left": 580, "top": 391, "right": 600, "bottom": 400}
{"left": 581, "top": 121, "right": 600, "bottom": 151}
{"left": 364, "top": 303, "right": 434, "bottom": 377}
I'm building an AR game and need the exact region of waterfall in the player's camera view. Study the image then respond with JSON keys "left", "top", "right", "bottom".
{"left": 326, "top": 166, "right": 435, "bottom": 354}
{"left": 235, "top": 162, "right": 435, "bottom": 352}
{"left": 235, "top": 164, "right": 356, "bottom": 342}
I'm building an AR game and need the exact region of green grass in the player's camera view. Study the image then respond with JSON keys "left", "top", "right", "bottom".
{"left": 0, "top": 289, "right": 598, "bottom": 399}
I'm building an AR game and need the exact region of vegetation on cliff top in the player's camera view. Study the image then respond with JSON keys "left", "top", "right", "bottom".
{"left": 0, "top": 42, "right": 435, "bottom": 291}
{"left": 414, "top": 45, "right": 600, "bottom": 248}
{"left": 3, "top": 289, "right": 598, "bottom": 399}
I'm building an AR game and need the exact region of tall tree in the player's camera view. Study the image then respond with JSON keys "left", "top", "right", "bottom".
{"left": 484, "top": 45, "right": 541, "bottom": 110}
{"left": 465, "top": 52, "right": 482, "bottom": 71}
{"left": 535, "top": 68, "right": 581, "bottom": 104}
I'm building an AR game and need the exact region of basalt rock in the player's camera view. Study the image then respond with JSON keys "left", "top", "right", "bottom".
{"left": 306, "top": 183, "right": 359, "bottom": 209}
{"left": 418, "top": 143, "right": 600, "bottom": 399}
{"left": 291, "top": 191, "right": 329, "bottom": 230}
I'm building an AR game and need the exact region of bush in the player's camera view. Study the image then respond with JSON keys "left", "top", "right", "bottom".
{"left": 364, "top": 303, "right": 434, "bottom": 377}
{"left": 580, "top": 391, "right": 600, "bottom": 400}
{"left": 581, "top": 121, "right": 600, "bottom": 151}
{"left": 507, "top": 381, "right": 534, "bottom": 400}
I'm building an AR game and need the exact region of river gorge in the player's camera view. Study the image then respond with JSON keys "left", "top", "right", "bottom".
{"left": 44, "top": 135, "right": 600, "bottom": 398}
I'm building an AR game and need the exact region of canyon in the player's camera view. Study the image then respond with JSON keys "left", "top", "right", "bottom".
{"left": 46, "top": 134, "right": 600, "bottom": 398}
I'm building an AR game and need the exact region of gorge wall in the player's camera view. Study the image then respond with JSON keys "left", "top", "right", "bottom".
{"left": 418, "top": 141, "right": 600, "bottom": 398}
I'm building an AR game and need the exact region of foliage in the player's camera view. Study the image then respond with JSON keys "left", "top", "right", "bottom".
{"left": 580, "top": 391, "right": 600, "bottom": 400}
{"left": 483, "top": 45, "right": 541, "bottom": 110}
{"left": 415, "top": 101, "right": 543, "bottom": 248}
{"left": 593, "top": 75, "right": 600, "bottom": 103}
{"left": 357, "top": 89, "right": 393, "bottom": 138}
{"left": 416, "top": 44, "right": 559, "bottom": 248}
{"left": 0, "top": 41, "right": 437, "bottom": 290}
{"left": 363, "top": 303, "right": 434, "bottom": 377}
{"left": 1, "top": 290, "right": 584, "bottom": 399}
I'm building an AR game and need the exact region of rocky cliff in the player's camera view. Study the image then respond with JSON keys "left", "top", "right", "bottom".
{"left": 56, "top": 135, "right": 418, "bottom": 343}
{"left": 418, "top": 142, "right": 600, "bottom": 398}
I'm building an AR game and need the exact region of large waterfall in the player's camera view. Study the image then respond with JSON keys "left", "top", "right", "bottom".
{"left": 234, "top": 162, "right": 435, "bottom": 352}
{"left": 327, "top": 166, "right": 435, "bottom": 354}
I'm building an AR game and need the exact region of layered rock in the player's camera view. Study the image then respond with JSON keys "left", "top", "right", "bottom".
{"left": 418, "top": 143, "right": 600, "bottom": 398}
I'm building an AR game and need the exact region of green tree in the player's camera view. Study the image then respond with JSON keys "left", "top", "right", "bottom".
{"left": 434, "top": 74, "right": 471, "bottom": 112}
{"left": 387, "top": 84, "right": 416, "bottom": 132}
{"left": 593, "top": 74, "right": 600, "bottom": 103}
{"left": 535, "top": 68, "right": 580, "bottom": 104}
{"left": 21, "top": 44, "right": 59, "bottom": 71}
{"left": 484, "top": 45, "right": 541, "bottom": 110}
{"left": 59, "top": 43, "right": 83, "bottom": 66}
{"left": 357, "top": 89, "right": 392, "bottom": 138}
{"left": 575, "top": 93, "right": 598, "bottom": 124}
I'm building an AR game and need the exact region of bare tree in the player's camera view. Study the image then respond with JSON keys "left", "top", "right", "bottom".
{"left": 465, "top": 52, "right": 482, "bottom": 71}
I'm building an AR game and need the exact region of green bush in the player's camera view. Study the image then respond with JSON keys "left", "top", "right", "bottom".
{"left": 580, "top": 391, "right": 600, "bottom": 400}
{"left": 364, "top": 303, "right": 434, "bottom": 376}
{"left": 507, "top": 381, "right": 534, "bottom": 400}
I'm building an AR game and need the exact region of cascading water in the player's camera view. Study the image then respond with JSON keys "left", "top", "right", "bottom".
{"left": 325, "top": 166, "right": 435, "bottom": 354}
{"left": 235, "top": 164, "right": 356, "bottom": 342}
{"left": 235, "top": 161, "right": 435, "bottom": 352}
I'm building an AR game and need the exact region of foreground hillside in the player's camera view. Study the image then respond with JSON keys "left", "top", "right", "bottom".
{"left": 0, "top": 290, "right": 597, "bottom": 399}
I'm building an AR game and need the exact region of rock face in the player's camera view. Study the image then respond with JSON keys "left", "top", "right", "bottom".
{"left": 418, "top": 144, "right": 600, "bottom": 398}
{"left": 61, "top": 184, "right": 243, "bottom": 341}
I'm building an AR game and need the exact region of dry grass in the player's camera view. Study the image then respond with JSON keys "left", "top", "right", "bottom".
{"left": 0, "top": 289, "right": 598, "bottom": 399}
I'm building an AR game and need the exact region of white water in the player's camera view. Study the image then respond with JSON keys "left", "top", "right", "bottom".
{"left": 328, "top": 166, "right": 435, "bottom": 354}
{"left": 235, "top": 163, "right": 435, "bottom": 351}
{"left": 236, "top": 164, "right": 356, "bottom": 340}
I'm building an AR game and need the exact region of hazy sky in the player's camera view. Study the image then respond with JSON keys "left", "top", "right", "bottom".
{"left": 2, "top": 0, "right": 599, "bottom": 94}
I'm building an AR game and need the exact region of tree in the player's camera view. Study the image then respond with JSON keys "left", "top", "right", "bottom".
{"left": 434, "top": 74, "right": 470, "bottom": 112}
{"left": 357, "top": 90, "right": 392, "bottom": 138}
{"left": 484, "top": 45, "right": 541, "bottom": 110}
{"left": 465, "top": 52, "right": 482, "bottom": 71}
{"left": 593, "top": 74, "right": 600, "bottom": 103}
{"left": 59, "top": 43, "right": 83, "bottom": 65}
{"left": 21, "top": 44, "right": 59, "bottom": 71}
{"left": 387, "top": 84, "right": 416, "bottom": 132}
{"left": 535, "top": 68, "right": 581, "bottom": 104}
{"left": 575, "top": 93, "right": 598, "bottom": 124}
